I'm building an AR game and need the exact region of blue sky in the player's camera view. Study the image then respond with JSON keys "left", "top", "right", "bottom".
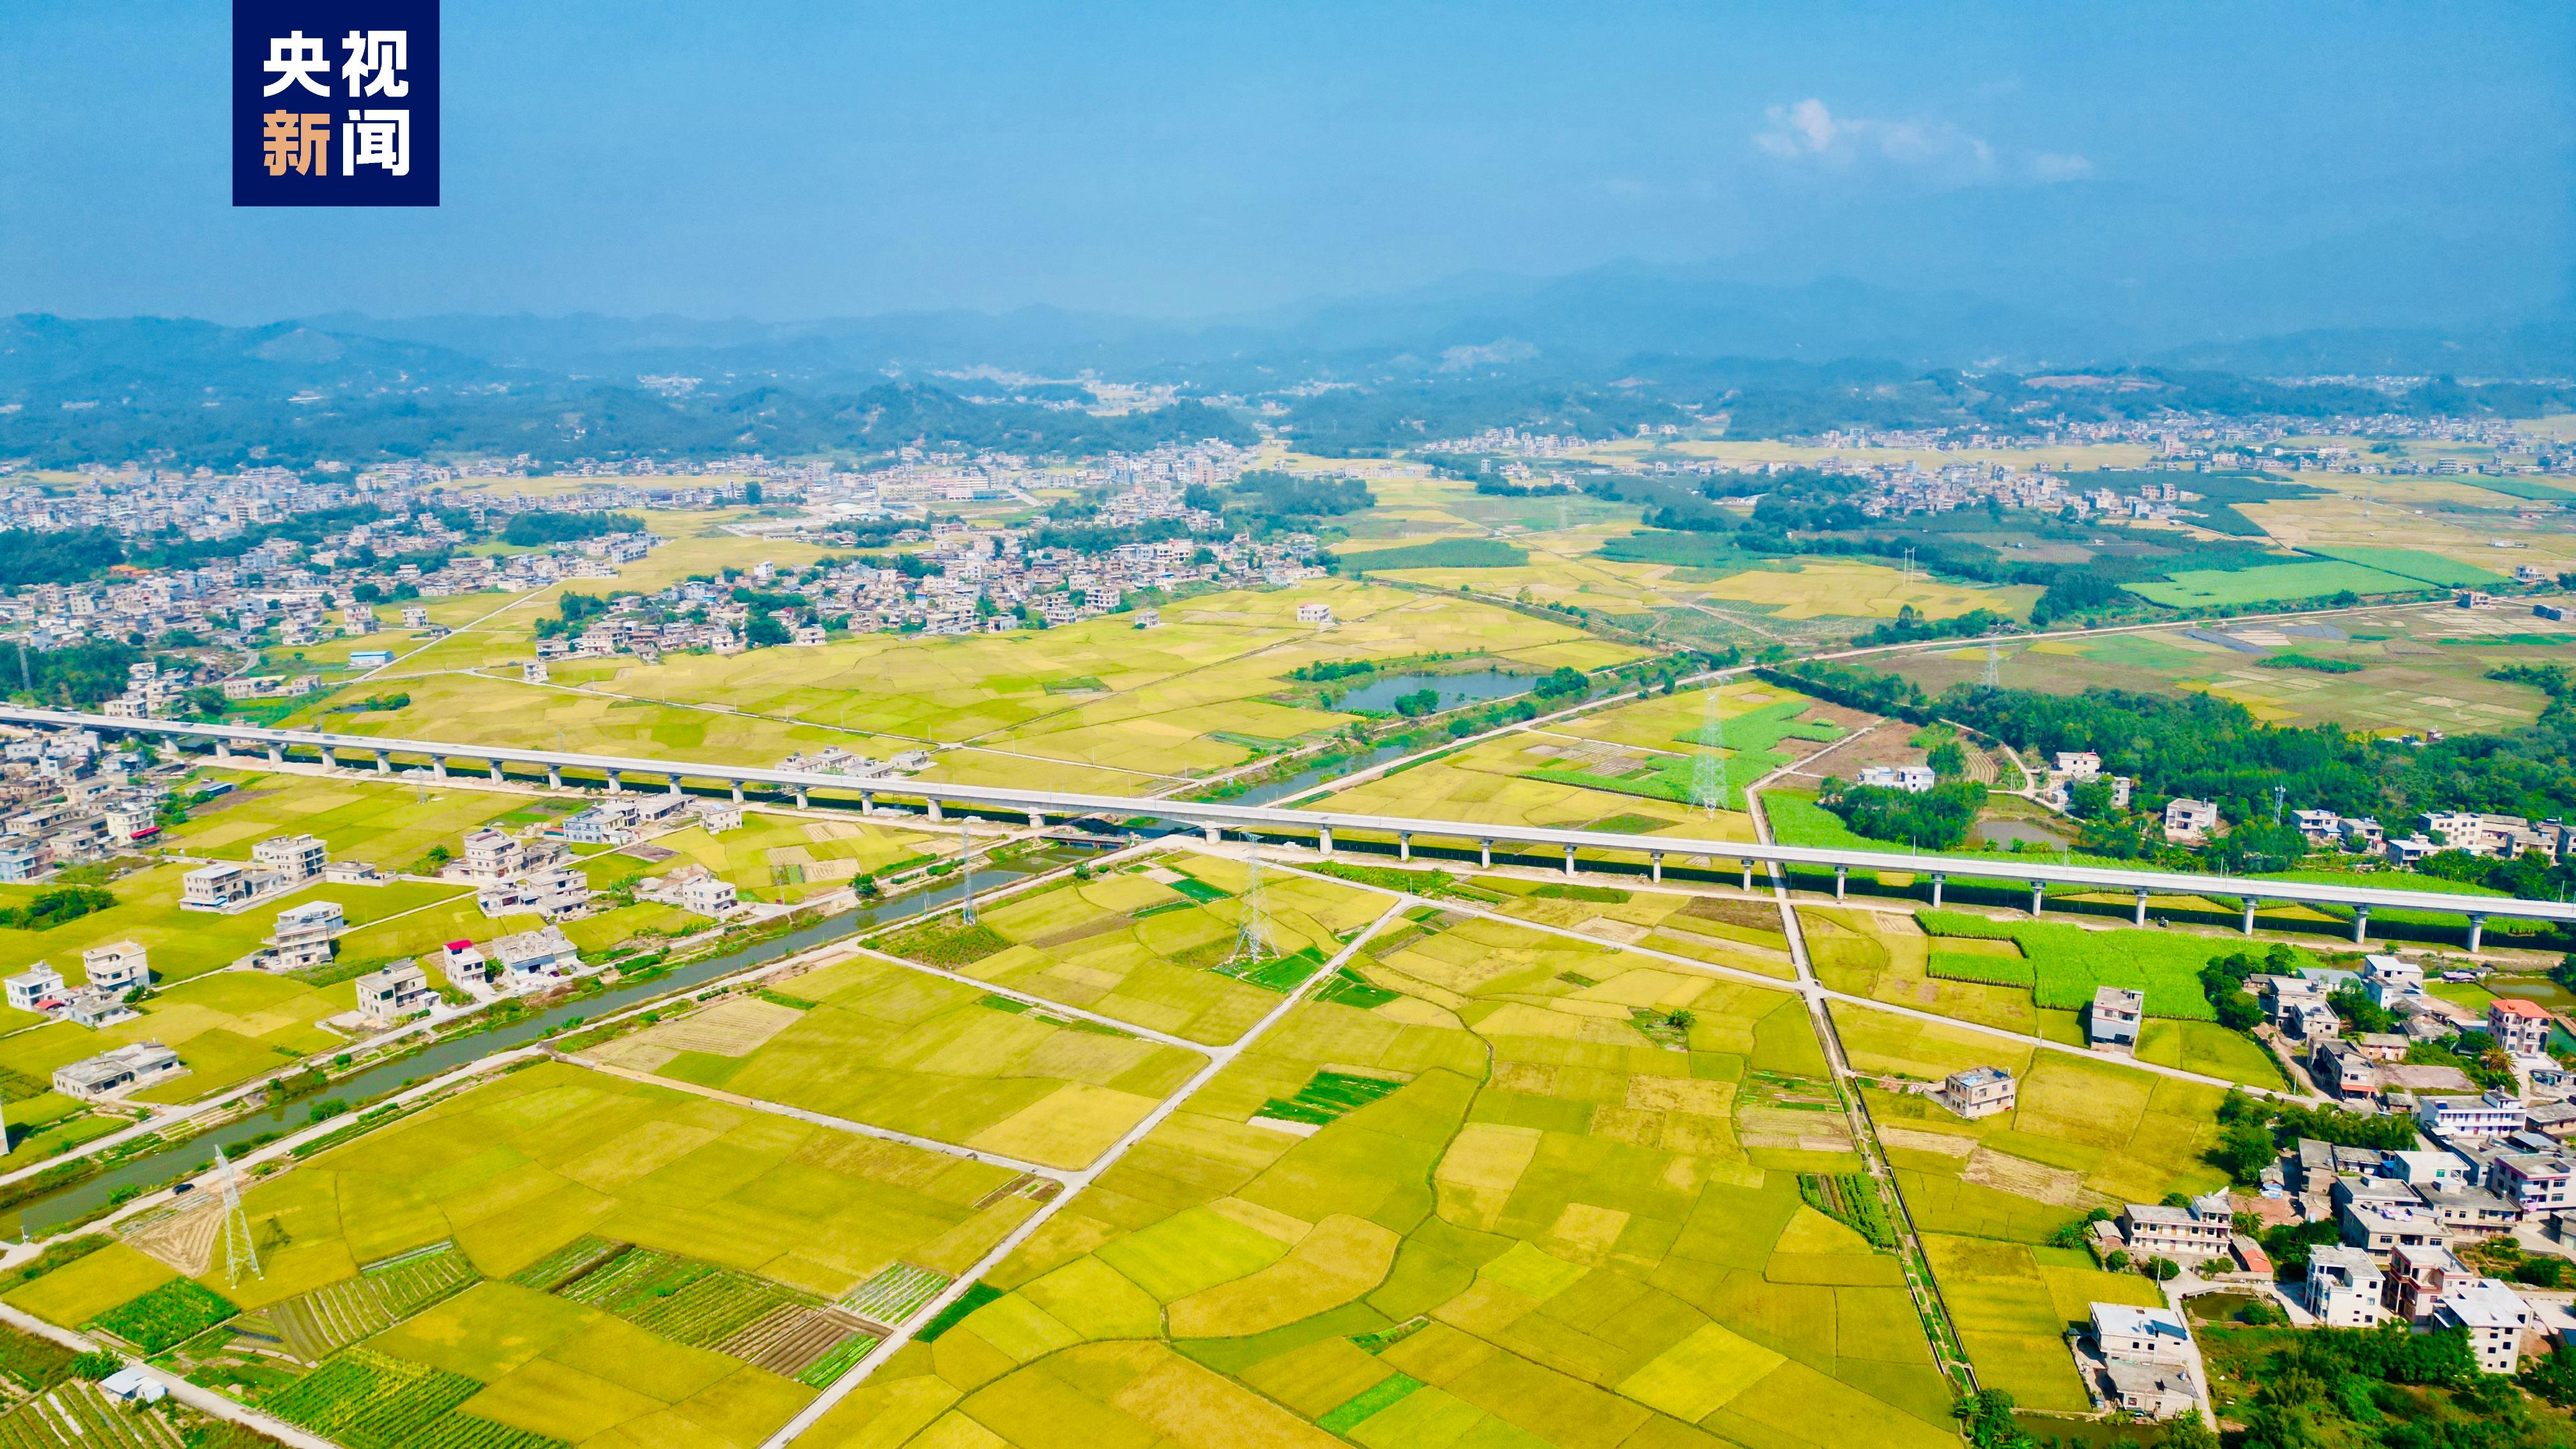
{"left": 1, "top": 1, "right": 2568, "bottom": 325}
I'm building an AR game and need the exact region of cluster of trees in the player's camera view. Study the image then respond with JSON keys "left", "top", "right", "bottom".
{"left": 1941, "top": 672, "right": 2576, "bottom": 887}
{"left": 2223, "top": 1321, "right": 2547, "bottom": 1449}
{"left": 1853, "top": 606, "right": 2011, "bottom": 648}
{"left": 501, "top": 510, "right": 645, "bottom": 546}
{"left": 1818, "top": 776, "right": 1987, "bottom": 848}
{"left": 532, "top": 590, "right": 613, "bottom": 641}
{"left": 3, "top": 640, "right": 146, "bottom": 708}
{"left": 0, "top": 885, "right": 117, "bottom": 931}
{"left": 2209, "top": 1087, "right": 2418, "bottom": 1188}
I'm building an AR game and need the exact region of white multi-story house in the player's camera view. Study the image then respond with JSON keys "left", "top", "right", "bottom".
{"left": 2429, "top": 1279, "right": 2533, "bottom": 1375}
{"left": 2302, "top": 1245, "right": 2384, "bottom": 1327}
{"left": 181, "top": 861, "right": 254, "bottom": 909}
{"left": 79, "top": 942, "right": 148, "bottom": 996}
{"left": 2120, "top": 1194, "right": 2234, "bottom": 1261}
{"left": 461, "top": 829, "right": 526, "bottom": 881}
{"left": 1935, "top": 1066, "right": 2016, "bottom": 1119}
{"left": 2091, "top": 1303, "right": 2193, "bottom": 1364}
{"left": 250, "top": 832, "right": 328, "bottom": 882}
{"left": 489, "top": 926, "right": 579, "bottom": 983}
{"left": 2163, "top": 799, "right": 2218, "bottom": 839}
{"left": 2416, "top": 1089, "right": 2525, "bottom": 1141}
{"left": 3, "top": 963, "right": 64, "bottom": 1012}
{"left": 2486, "top": 1151, "right": 2573, "bottom": 1217}
{"left": 2089, "top": 986, "right": 2143, "bottom": 1047}
{"left": 354, "top": 961, "right": 436, "bottom": 1026}
{"left": 1856, "top": 765, "right": 1936, "bottom": 792}
{"left": 678, "top": 875, "right": 739, "bottom": 917}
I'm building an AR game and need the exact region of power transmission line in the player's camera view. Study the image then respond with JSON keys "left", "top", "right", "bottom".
{"left": 1689, "top": 687, "right": 1729, "bottom": 816}
{"left": 1224, "top": 855, "right": 1272, "bottom": 969}
{"left": 217, "top": 1145, "right": 261, "bottom": 1287}
{"left": 957, "top": 819, "right": 976, "bottom": 925}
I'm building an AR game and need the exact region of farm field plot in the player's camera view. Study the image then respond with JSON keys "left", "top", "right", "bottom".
{"left": 0, "top": 966, "right": 357, "bottom": 1107}
{"left": 1915, "top": 910, "right": 2223, "bottom": 1018}
{"left": 1311, "top": 732, "right": 1760, "bottom": 848}
{"left": 1687, "top": 558, "right": 2040, "bottom": 622}
{"left": 276, "top": 672, "right": 940, "bottom": 783}
{"left": 797, "top": 902, "right": 1959, "bottom": 1449}
{"left": 1466, "top": 877, "right": 1800, "bottom": 981}
{"left": 2234, "top": 472, "right": 2576, "bottom": 575}
{"left": 587, "top": 953, "right": 1208, "bottom": 1169}
{"left": 0, "top": 1066, "right": 1054, "bottom": 1449}
{"left": 903, "top": 855, "right": 1383, "bottom": 1045}
{"left": 1836, "top": 1004, "right": 2232, "bottom": 1238}
{"left": 1919, "top": 1236, "right": 2161, "bottom": 1413}
{"left": 1798, "top": 908, "right": 2077, "bottom": 1042}
{"left": 0, "top": 866, "right": 471, "bottom": 986}
{"left": 630, "top": 810, "right": 943, "bottom": 905}
{"left": 164, "top": 771, "right": 529, "bottom": 870}
{"left": 1880, "top": 597, "right": 2575, "bottom": 733}
{"left": 0, "top": 1377, "right": 187, "bottom": 1449}
{"left": 294, "top": 579, "right": 1634, "bottom": 786}
{"left": 2121, "top": 559, "right": 2422, "bottom": 608}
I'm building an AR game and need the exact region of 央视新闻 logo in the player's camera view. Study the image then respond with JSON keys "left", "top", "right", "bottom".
{"left": 233, "top": 2, "right": 439, "bottom": 206}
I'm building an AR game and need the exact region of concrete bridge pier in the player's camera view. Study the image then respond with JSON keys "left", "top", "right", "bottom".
{"left": 1563, "top": 843, "right": 1577, "bottom": 878}
{"left": 2133, "top": 889, "right": 2149, "bottom": 926}
{"left": 546, "top": 765, "right": 563, "bottom": 789}
{"left": 1650, "top": 852, "right": 1662, "bottom": 884}
{"left": 1834, "top": 864, "right": 1847, "bottom": 900}
{"left": 2241, "top": 898, "right": 2259, "bottom": 935}
{"left": 667, "top": 774, "right": 684, "bottom": 797}
{"left": 1740, "top": 859, "right": 1754, "bottom": 891}
{"left": 2030, "top": 882, "right": 2046, "bottom": 916}
{"left": 604, "top": 770, "right": 623, "bottom": 793}
{"left": 1203, "top": 825, "right": 1221, "bottom": 843}
{"left": 1317, "top": 826, "right": 1333, "bottom": 855}
{"left": 731, "top": 781, "right": 745, "bottom": 803}
{"left": 373, "top": 750, "right": 390, "bottom": 776}
{"left": 1479, "top": 839, "right": 1492, "bottom": 868}
{"left": 2352, "top": 906, "right": 2370, "bottom": 944}
{"left": 266, "top": 743, "right": 283, "bottom": 763}
{"left": 213, "top": 739, "right": 231, "bottom": 761}
{"left": 1028, "top": 809, "right": 1045, "bottom": 829}
{"left": 794, "top": 788, "right": 809, "bottom": 809}
{"left": 859, "top": 791, "right": 873, "bottom": 813}
{"left": 431, "top": 757, "right": 448, "bottom": 779}
{"left": 1397, "top": 832, "right": 1411, "bottom": 862}
{"left": 488, "top": 761, "right": 503, "bottom": 783}
{"left": 2468, "top": 914, "right": 2485, "bottom": 953}
{"left": 927, "top": 799, "right": 942, "bottom": 822}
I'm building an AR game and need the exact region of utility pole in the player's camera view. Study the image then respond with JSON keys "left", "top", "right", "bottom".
{"left": 957, "top": 818, "right": 976, "bottom": 925}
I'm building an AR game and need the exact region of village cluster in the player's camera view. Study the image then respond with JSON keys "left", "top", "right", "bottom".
{"left": 0, "top": 786, "right": 761, "bottom": 1115}
{"left": 1913, "top": 956, "right": 2576, "bottom": 1420}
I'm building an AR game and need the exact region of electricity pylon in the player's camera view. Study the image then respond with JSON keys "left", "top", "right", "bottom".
{"left": 216, "top": 1146, "right": 261, "bottom": 1287}
{"left": 957, "top": 820, "right": 976, "bottom": 925}
{"left": 1224, "top": 856, "right": 1273, "bottom": 968}
{"left": 1689, "top": 687, "right": 1729, "bottom": 816}
{"left": 1981, "top": 641, "right": 2001, "bottom": 689}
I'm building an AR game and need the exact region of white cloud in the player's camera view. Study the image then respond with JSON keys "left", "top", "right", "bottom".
{"left": 2031, "top": 152, "right": 2094, "bottom": 182}
{"left": 1754, "top": 98, "right": 1993, "bottom": 174}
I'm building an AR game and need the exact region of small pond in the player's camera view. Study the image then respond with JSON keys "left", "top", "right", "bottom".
{"left": 1335, "top": 670, "right": 1534, "bottom": 714}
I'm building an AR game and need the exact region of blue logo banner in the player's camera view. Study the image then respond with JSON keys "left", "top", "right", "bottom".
{"left": 233, "top": 1, "right": 440, "bottom": 207}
